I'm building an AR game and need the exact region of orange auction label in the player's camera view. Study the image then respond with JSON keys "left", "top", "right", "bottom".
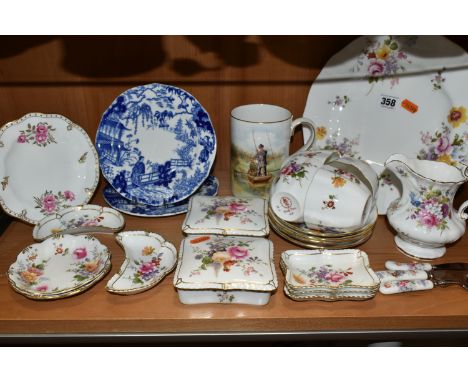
{"left": 189, "top": 235, "right": 211, "bottom": 244}
{"left": 401, "top": 99, "right": 419, "bottom": 113}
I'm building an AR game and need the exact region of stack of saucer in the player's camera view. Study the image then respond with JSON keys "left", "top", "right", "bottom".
{"left": 280, "top": 249, "right": 380, "bottom": 301}
{"left": 269, "top": 204, "right": 377, "bottom": 249}
{"left": 95, "top": 83, "right": 217, "bottom": 217}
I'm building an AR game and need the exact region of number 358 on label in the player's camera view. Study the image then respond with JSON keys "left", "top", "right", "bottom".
{"left": 380, "top": 96, "right": 397, "bottom": 109}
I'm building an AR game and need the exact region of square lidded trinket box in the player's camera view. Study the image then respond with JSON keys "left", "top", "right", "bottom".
{"left": 173, "top": 235, "right": 277, "bottom": 305}
{"left": 181, "top": 196, "right": 269, "bottom": 237}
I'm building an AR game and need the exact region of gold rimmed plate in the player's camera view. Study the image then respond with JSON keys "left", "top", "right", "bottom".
{"left": 8, "top": 234, "right": 112, "bottom": 300}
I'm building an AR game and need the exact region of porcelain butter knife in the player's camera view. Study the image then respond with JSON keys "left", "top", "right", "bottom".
{"left": 385, "top": 261, "right": 468, "bottom": 272}
{"left": 376, "top": 269, "right": 428, "bottom": 283}
{"left": 379, "top": 261, "right": 468, "bottom": 294}
{"left": 379, "top": 279, "right": 434, "bottom": 294}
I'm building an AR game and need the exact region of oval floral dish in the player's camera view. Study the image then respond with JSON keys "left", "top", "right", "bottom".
{"left": 106, "top": 231, "right": 177, "bottom": 295}
{"left": 8, "top": 234, "right": 111, "bottom": 300}
{"left": 0, "top": 113, "right": 100, "bottom": 224}
{"left": 33, "top": 204, "right": 125, "bottom": 241}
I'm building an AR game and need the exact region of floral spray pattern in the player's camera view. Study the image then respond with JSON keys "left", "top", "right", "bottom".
{"left": 67, "top": 246, "right": 105, "bottom": 282}
{"left": 17, "top": 252, "right": 50, "bottom": 292}
{"left": 293, "top": 264, "right": 354, "bottom": 286}
{"left": 328, "top": 95, "right": 350, "bottom": 108}
{"left": 17, "top": 122, "right": 57, "bottom": 147}
{"left": 417, "top": 106, "right": 468, "bottom": 166}
{"left": 195, "top": 198, "right": 260, "bottom": 225}
{"left": 431, "top": 69, "right": 445, "bottom": 91}
{"left": 189, "top": 237, "right": 268, "bottom": 277}
{"left": 322, "top": 195, "right": 337, "bottom": 210}
{"left": 407, "top": 185, "right": 451, "bottom": 231}
{"left": 51, "top": 214, "right": 104, "bottom": 235}
{"left": 129, "top": 246, "right": 167, "bottom": 285}
{"left": 331, "top": 169, "right": 360, "bottom": 188}
{"left": 34, "top": 190, "right": 76, "bottom": 215}
{"left": 320, "top": 132, "right": 360, "bottom": 158}
{"left": 353, "top": 36, "right": 412, "bottom": 88}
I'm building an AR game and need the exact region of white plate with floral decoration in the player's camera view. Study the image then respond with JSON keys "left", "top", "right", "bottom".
{"left": 0, "top": 113, "right": 99, "bottom": 224}
{"left": 8, "top": 234, "right": 112, "bottom": 300}
{"left": 182, "top": 196, "right": 269, "bottom": 237}
{"left": 33, "top": 204, "right": 125, "bottom": 241}
{"left": 173, "top": 235, "right": 277, "bottom": 305}
{"left": 303, "top": 36, "right": 468, "bottom": 214}
{"left": 106, "top": 231, "right": 177, "bottom": 295}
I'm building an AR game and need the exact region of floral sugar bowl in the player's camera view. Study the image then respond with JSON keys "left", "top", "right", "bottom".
{"left": 182, "top": 196, "right": 269, "bottom": 237}
{"left": 385, "top": 154, "right": 468, "bottom": 259}
{"left": 173, "top": 235, "right": 277, "bottom": 305}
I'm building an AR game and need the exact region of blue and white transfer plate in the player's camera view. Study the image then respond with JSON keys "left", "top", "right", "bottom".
{"left": 96, "top": 83, "right": 217, "bottom": 206}
{"left": 103, "top": 175, "right": 219, "bottom": 217}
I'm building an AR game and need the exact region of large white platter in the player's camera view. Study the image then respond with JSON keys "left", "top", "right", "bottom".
{"left": 303, "top": 36, "right": 468, "bottom": 214}
{"left": 0, "top": 113, "right": 100, "bottom": 224}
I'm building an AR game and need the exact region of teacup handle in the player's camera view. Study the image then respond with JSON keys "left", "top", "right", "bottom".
{"left": 455, "top": 161, "right": 468, "bottom": 179}
{"left": 290, "top": 117, "right": 316, "bottom": 154}
{"left": 458, "top": 200, "right": 468, "bottom": 220}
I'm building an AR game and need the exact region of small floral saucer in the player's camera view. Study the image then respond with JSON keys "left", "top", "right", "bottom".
{"left": 33, "top": 204, "right": 125, "bottom": 241}
{"left": 8, "top": 234, "right": 111, "bottom": 300}
{"left": 103, "top": 175, "right": 219, "bottom": 217}
{"left": 106, "top": 231, "right": 177, "bottom": 295}
{"left": 173, "top": 235, "right": 277, "bottom": 305}
{"left": 182, "top": 196, "right": 269, "bottom": 236}
{"left": 280, "top": 249, "right": 379, "bottom": 301}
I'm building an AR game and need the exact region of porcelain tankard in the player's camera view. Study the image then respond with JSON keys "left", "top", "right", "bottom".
{"left": 385, "top": 153, "right": 468, "bottom": 259}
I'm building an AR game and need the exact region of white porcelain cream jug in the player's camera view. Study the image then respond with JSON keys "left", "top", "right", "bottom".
{"left": 385, "top": 154, "right": 468, "bottom": 259}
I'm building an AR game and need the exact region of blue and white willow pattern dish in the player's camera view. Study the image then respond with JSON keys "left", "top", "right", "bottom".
{"left": 103, "top": 175, "right": 219, "bottom": 217}
{"left": 96, "top": 83, "right": 217, "bottom": 206}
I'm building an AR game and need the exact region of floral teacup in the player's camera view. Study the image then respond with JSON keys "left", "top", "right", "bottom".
{"left": 270, "top": 150, "right": 339, "bottom": 222}
{"left": 304, "top": 164, "right": 373, "bottom": 231}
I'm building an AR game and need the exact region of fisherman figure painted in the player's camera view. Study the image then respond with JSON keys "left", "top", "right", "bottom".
{"left": 255, "top": 144, "right": 268, "bottom": 176}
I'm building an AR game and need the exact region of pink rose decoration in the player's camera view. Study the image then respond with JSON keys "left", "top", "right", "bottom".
{"left": 139, "top": 262, "right": 155, "bottom": 274}
{"left": 64, "top": 190, "right": 75, "bottom": 201}
{"left": 435, "top": 136, "right": 452, "bottom": 155}
{"left": 281, "top": 162, "right": 301, "bottom": 176}
{"left": 35, "top": 133, "right": 47, "bottom": 143}
{"left": 418, "top": 210, "right": 438, "bottom": 228}
{"left": 35, "top": 285, "right": 48, "bottom": 292}
{"left": 43, "top": 194, "right": 57, "bottom": 213}
{"left": 82, "top": 218, "right": 98, "bottom": 227}
{"left": 36, "top": 123, "right": 48, "bottom": 135}
{"left": 325, "top": 272, "right": 345, "bottom": 283}
{"left": 397, "top": 51, "right": 407, "bottom": 59}
{"left": 227, "top": 246, "right": 249, "bottom": 259}
{"left": 368, "top": 59, "right": 385, "bottom": 77}
{"left": 73, "top": 247, "right": 88, "bottom": 260}
{"left": 281, "top": 165, "right": 293, "bottom": 175}
{"left": 17, "top": 134, "right": 27, "bottom": 143}
{"left": 229, "top": 202, "right": 246, "bottom": 213}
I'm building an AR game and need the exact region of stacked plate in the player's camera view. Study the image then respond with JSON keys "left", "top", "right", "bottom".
{"left": 8, "top": 234, "right": 111, "bottom": 300}
{"left": 269, "top": 205, "right": 377, "bottom": 249}
{"left": 280, "top": 249, "right": 380, "bottom": 301}
{"left": 96, "top": 83, "right": 217, "bottom": 217}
